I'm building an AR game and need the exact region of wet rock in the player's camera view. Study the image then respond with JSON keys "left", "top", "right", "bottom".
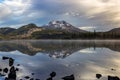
{"left": 16, "top": 68, "right": 19, "bottom": 71}
{"left": 31, "top": 73, "right": 34, "bottom": 75}
{"left": 62, "top": 74, "right": 75, "bottom": 80}
{"left": 47, "top": 77, "right": 52, "bottom": 80}
{"left": 30, "top": 78, "right": 34, "bottom": 80}
{"left": 8, "top": 66, "right": 16, "bottom": 79}
{"left": 9, "top": 58, "right": 14, "bottom": 66}
{"left": 0, "top": 68, "right": 2, "bottom": 72}
{"left": 3, "top": 68, "right": 8, "bottom": 73}
{"left": 10, "top": 66, "right": 15, "bottom": 72}
{"left": 2, "top": 56, "right": 9, "bottom": 60}
{"left": 24, "top": 76, "right": 30, "bottom": 79}
{"left": 108, "top": 76, "right": 120, "bottom": 80}
{"left": 17, "top": 64, "right": 20, "bottom": 66}
{"left": 96, "top": 74, "right": 102, "bottom": 79}
{"left": 50, "top": 72, "right": 56, "bottom": 77}
{"left": 111, "top": 68, "right": 116, "bottom": 71}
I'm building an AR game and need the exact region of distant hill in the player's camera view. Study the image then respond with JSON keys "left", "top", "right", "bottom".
{"left": 0, "top": 27, "right": 16, "bottom": 35}
{"left": 9, "top": 23, "right": 41, "bottom": 35}
{"left": 107, "top": 28, "right": 120, "bottom": 34}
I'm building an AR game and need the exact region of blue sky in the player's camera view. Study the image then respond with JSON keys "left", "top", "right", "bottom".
{"left": 0, "top": 0, "right": 120, "bottom": 31}
{"left": 0, "top": 0, "right": 3, "bottom": 2}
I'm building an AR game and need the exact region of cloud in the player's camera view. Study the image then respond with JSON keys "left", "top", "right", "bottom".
{"left": 3, "top": 0, "right": 31, "bottom": 15}
{"left": 0, "top": 0, "right": 120, "bottom": 31}
{"left": 79, "top": 26, "right": 96, "bottom": 31}
{"left": 0, "top": 3, "right": 11, "bottom": 20}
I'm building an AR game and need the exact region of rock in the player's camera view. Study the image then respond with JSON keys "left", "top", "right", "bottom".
{"left": 2, "top": 56, "right": 9, "bottom": 60}
{"left": 24, "top": 76, "right": 30, "bottom": 79}
{"left": 30, "top": 78, "right": 34, "bottom": 80}
{"left": 16, "top": 68, "right": 19, "bottom": 71}
{"left": 108, "top": 76, "right": 120, "bottom": 80}
{"left": 50, "top": 72, "right": 56, "bottom": 77}
{"left": 31, "top": 73, "right": 34, "bottom": 75}
{"left": 0, "top": 69, "right": 2, "bottom": 72}
{"left": 96, "top": 74, "right": 102, "bottom": 79}
{"left": 3, "top": 68, "right": 8, "bottom": 73}
{"left": 111, "top": 68, "right": 116, "bottom": 71}
{"left": 9, "top": 58, "right": 14, "bottom": 66}
{"left": 17, "top": 64, "right": 20, "bottom": 66}
{"left": 62, "top": 74, "right": 75, "bottom": 80}
{"left": 47, "top": 77, "right": 52, "bottom": 80}
{"left": 8, "top": 66, "right": 16, "bottom": 79}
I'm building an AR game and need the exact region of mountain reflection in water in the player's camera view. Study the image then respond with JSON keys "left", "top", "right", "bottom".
{"left": 0, "top": 40, "right": 120, "bottom": 80}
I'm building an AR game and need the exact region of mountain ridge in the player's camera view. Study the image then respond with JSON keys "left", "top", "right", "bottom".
{"left": 0, "top": 20, "right": 119, "bottom": 39}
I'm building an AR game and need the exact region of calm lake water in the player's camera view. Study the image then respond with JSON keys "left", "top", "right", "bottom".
{"left": 0, "top": 40, "right": 120, "bottom": 80}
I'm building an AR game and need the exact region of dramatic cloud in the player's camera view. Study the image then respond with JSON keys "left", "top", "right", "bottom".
{"left": 0, "top": 0, "right": 120, "bottom": 31}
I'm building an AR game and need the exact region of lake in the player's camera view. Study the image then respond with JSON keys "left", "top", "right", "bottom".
{"left": 0, "top": 40, "right": 120, "bottom": 80}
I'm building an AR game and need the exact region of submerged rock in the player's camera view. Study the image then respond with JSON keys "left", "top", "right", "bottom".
{"left": 24, "top": 76, "right": 30, "bottom": 79}
{"left": 17, "top": 64, "right": 20, "bottom": 66}
{"left": 62, "top": 74, "right": 75, "bottom": 80}
{"left": 31, "top": 73, "right": 34, "bottom": 75}
{"left": 30, "top": 78, "right": 34, "bottom": 80}
{"left": 111, "top": 68, "right": 116, "bottom": 71}
{"left": 50, "top": 72, "right": 56, "bottom": 77}
{"left": 47, "top": 77, "right": 52, "bottom": 80}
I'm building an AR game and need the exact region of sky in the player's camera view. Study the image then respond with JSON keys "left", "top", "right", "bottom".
{"left": 0, "top": 0, "right": 120, "bottom": 31}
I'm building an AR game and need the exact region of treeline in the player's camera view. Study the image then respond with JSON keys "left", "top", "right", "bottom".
{"left": 31, "top": 30, "right": 120, "bottom": 39}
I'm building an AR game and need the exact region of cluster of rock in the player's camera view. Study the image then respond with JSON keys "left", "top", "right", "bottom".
{"left": 96, "top": 73, "right": 120, "bottom": 80}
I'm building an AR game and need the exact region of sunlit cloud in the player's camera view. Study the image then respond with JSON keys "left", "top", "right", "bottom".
{"left": 0, "top": 0, "right": 120, "bottom": 31}
{"left": 79, "top": 26, "right": 96, "bottom": 31}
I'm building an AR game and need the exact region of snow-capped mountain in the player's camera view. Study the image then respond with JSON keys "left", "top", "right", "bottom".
{"left": 43, "top": 20, "right": 87, "bottom": 33}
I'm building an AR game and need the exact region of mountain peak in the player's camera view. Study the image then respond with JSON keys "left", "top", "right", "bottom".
{"left": 43, "top": 20, "right": 87, "bottom": 33}
{"left": 48, "top": 20, "right": 71, "bottom": 27}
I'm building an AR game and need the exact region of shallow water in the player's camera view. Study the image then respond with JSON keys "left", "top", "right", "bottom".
{"left": 0, "top": 40, "right": 120, "bottom": 80}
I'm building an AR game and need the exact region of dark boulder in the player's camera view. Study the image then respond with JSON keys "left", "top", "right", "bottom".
{"left": 2, "top": 56, "right": 9, "bottom": 60}
{"left": 3, "top": 68, "right": 8, "bottom": 73}
{"left": 96, "top": 74, "right": 102, "bottom": 79}
{"left": 108, "top": 76, "right": 120, "bottom": 80}
{"left": 62, "top": 74, "right": 75, "bottom": 80}
{"left": 9, "top": 58, "right": 14, "bottom": 66}
{"left": 50, "top": 72, "right": 56, "bottom": 77}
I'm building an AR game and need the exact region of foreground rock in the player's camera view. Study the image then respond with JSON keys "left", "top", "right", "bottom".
{"left": 96, "top": 74, "right": 102, "bottom": 79}
{"left": 108, "top": 76, "right": 120, "bottom": 80}
{"left": 62, "top": 74, "right": 75, "bottom": 80}
{"left": 47, "top": 72, "right": 56, "bottom": 80}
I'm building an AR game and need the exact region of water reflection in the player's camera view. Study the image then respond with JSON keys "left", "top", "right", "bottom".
{"left": 0, "top": 40, "right": 120, "bottom": 80}
{"left": 0, "top": 40, "right": 120, "bottom": 58}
